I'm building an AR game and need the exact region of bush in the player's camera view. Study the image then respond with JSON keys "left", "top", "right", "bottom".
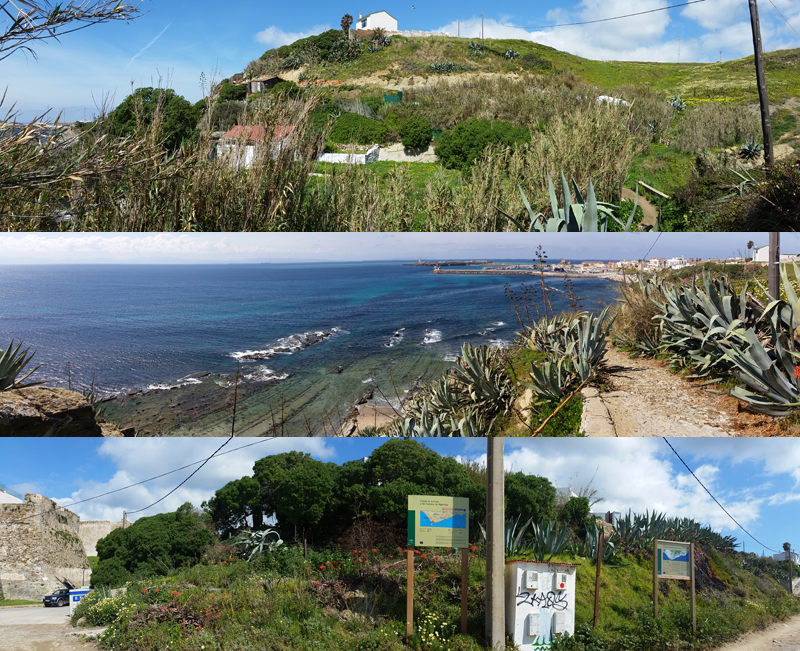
{"left": 435, "top": 118, "right": 531, "bottom": 171}
{"left": 107, "top": 87, "right": 202, "bottom": 151}
{"left": 520, "top": 52, "right": 553, "bottom": 71}
{"left": 271, "top": 81, "right": 302, "bottom": 99}
{"left": 329, "top": 112, "right": 388, "bottom": 145}
{"left": 400, "top": 115, "right": 432, "bottom": 149}
{"left": 216, "top": 82, "right": 247, "bottom": 104}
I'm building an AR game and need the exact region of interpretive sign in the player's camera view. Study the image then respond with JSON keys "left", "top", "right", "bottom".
{"left": 407, "top": 495, "right": 469, "bottom": 548}
{"left": 653, "top": 539, "right": 696, "bottom": 633}
{"left": 656, "top": 540, "right": 692, "bottom": 579}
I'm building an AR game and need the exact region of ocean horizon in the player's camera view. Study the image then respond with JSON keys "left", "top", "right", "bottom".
{"left": 2, "top": 261, "right": 619, "bottom": 435}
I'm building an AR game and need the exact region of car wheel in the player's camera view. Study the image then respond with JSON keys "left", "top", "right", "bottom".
{"left": 58, "top": 598, "right": 67, "bottom": 607}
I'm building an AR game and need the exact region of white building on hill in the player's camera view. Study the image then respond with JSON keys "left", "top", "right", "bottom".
{"left": 356, "top": 10, "right": 398, "bottom": 30}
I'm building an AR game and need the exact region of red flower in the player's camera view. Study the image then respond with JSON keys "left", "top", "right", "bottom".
{"left": 429, "top": 574, "right": 436, "bottom": 578}
{"left": 371, "top": 548, "right": 377, "bottom": 552}
{"left": 172, "top": 590, "right": 180, "bottom": 596}
{"left": 421, "top": 554, "right": 427, "bottom": 559}
{"left": 141, "top": 589, "right": 147, "bottom": 594}
{"left": 794, "top": 366, "right": 800, "bottom": 379}
{"left": 314, "top": 581, "right": 320, "bottom": 585}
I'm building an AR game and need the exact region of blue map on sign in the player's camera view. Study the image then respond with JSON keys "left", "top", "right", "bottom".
{"left": 420, "top": 511, "right": 467, "bottom": 529}
{"left": 662, "top": 549, "right": 689, "bottom": 562}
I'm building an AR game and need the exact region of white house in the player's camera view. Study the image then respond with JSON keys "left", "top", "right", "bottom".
{"left": 752, "top": 245, "right": 799, "bottom": 263}
{"left": 666, "top": 256, "right": 690, "bottom": 269}
{"left": 356, "top": 10, "right": 398, "bottom": 31}
{"left": 216, "top": 125, "right": 295, "bottom": 169}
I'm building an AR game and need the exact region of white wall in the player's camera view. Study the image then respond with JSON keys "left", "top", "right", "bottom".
{"left": 317, "top": 144, "right": 380, "bottom": 164}
{"left": 359, "top": 11, "right": 397, "bottom": 30}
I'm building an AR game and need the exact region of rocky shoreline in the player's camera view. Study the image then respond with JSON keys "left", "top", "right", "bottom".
{"left": 432, "top": 268, "right": 627, "bottom": 282}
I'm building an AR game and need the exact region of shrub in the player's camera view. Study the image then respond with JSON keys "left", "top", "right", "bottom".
{"left": 216, "top": 82, "right": 247, "bottom": 103}
{"left": 400, "top": 115, "right": 432, "bottom": 149}
{"left": 107, "top": 87, "right": 202, "bottom": 150}
{"left": 520, "top": 52, "right": 553, "bottom": 71}
{"left": 434, "top": 118, "right": 531, "bottom": 171}
{"left": 329, "top": 112, "right": 388, "bottom": 144}
{"left": 271, "top": 81, "right": 302, "bottom": 99}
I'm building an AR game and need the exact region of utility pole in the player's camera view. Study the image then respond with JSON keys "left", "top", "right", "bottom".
{"left": 481, "top": 11, "right": 484, "bottom": 45}
{"left": 769, "top": 232, "right": 780, "bottom": 300}
{"left": 458, "top": 19, "right": 460, "bottom": 38}
{"left": 485, "top": 437, "right": 505, "bottom": 649}
{"left": 785, "top": 543, "right": 793, "bottom": 594}
{"left": 748, "top": 0, "right": 774, "bottom": 167}
{"left": 678, "top": 37, "right": 680, "bottom": 64}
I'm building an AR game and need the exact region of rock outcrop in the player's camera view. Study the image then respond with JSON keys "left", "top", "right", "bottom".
{"left": 0, "top": 387, "right": 126, "bottom": 436}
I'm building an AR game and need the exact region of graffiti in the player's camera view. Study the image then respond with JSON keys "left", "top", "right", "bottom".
{"left": 516, "top": 589, "right": 569, "bottom": 611}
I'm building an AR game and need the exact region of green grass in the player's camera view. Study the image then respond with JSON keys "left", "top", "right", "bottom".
{"left": 0, "top": 599, "right": 40, "bottom": 606}
{"left": 772, "top": 108, "right": 798, "bottom": 140}
{"left": 626, "top": 143, "right": 696, "bottom": 198}
{"left": 285, "top": 36, "right": 800, "bottom": 104}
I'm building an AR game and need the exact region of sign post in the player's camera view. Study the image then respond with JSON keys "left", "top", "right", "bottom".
{"left": 653, "top": 539, "right": 695, "bottom": 634}
{"left": 408, "top": 495, "right": 469, "bottom": 641}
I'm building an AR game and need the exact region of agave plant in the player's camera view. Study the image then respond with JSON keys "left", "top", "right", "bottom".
{"left": 668, "top": 95, "right": 687, "bottom": 111}
{"left": 0, "top": 340, "right": 42, "bottom": 391}
{"left": 526, "top": 358, "right": 575, "bottom": 401}
{"left": 498, "top": 172, "right": 639, "bottom": 232}
{"left": 574, "top": 520, "right": 619, "bottom": 564}
{"left": 530, "top": 519, "right": 569, "bottom": 561}
{"left": 451, "top": 343, "right": 514, "bottom": 412}
{"left": 738, "top": 140, "right": 763, "bottom": 161}
{"left": 468, "top": 42, "right": 485, "bottom": 57}
{"left": 233, "top": 528, "right": 283, "bottom": 561}
{"left": 503, "top": 48, "right": 519, "bottom": 59}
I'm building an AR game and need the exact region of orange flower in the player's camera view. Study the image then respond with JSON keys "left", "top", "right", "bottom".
{"left": 794, "top": 366, "right": 800, "bottom": 379}
{"left": 371, "top": 548, "right": 377, "bottom": 552}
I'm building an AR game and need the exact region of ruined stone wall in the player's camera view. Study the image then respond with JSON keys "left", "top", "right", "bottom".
{"left": 80, "top": 520, "right": 124, "bottom": 557}
{"left": 0, "top": 494, "right": 89, "bottom": 600}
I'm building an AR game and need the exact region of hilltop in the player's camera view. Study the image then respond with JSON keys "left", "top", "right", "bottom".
{"left": 249, "top": 35, "right": 800, "bottom": 103}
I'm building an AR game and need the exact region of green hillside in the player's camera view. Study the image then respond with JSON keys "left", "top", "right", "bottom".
{"left": 253, "top": 34, "right": 800, "bottom": 103}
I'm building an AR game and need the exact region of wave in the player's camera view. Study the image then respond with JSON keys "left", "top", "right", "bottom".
{"left": 384, "top": 327, "right": 406, "bottom": 348}
{"left": 230, "top": 327, "right": 340, "bottom": 361}
{"left": 145, "top": 376, "right": 204, "bottom": 392}
{"left": 421, "top": 329, "right": 443, "bottom": 345}
{"left": 489, "top": 338, "right": 508, "bottom": 349}
{"left": 242, "top": 367, "right": 290, "bottom": 383}
{"left": 491, "top": 321, "right": 506, "bottom": 326}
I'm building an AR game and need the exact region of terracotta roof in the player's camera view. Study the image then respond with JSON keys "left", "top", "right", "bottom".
{"left": 222, "top": 125, "right": 295, "bottom": 141}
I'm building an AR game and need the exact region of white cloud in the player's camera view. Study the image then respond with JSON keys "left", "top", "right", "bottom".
{"left": 254, "top": 24, "right": 330, "bottom": 48}
{"left": 53, "top": 438, "right": 335, "bottom": 523}
{"left": 682, "top": 0, "right": 746, "bottom": 30}
{"left": 468, "top": 439, "right": 766, "bottom": 534}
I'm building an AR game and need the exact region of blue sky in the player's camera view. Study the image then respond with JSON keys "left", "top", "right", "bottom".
{"left": 0, "top": 232, "right": 781, "bottom": 264}
{"left": 0, "top": 437, "right": 797, "bottom": 557}
{"left": 2, "top": 0, "right": 799, "bottom": 121}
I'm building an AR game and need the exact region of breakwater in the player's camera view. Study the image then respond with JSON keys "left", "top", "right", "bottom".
{"left": 432, "top": 269, "right": 626, "bottom": 282}
{"left": 403, "top": 260, "right": 492, "bottom": 266}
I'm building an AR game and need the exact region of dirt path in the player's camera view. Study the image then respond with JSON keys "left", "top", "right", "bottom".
{"left": 584, "top": 346, "right": 736, "bottom": 436}
{"left": 714, "top": 613, "right": 800, "bottom": 651}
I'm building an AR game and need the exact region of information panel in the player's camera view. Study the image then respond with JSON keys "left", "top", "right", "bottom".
{"left": 407, "top": 495, "right": 469, "bottom": 548}
{"left": 656, "top": 540, "right": 692, "bottom": 579}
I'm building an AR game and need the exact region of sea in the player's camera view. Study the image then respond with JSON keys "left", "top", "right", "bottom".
{"left": 0, "top": 261, "right": 619, "bottom": 435}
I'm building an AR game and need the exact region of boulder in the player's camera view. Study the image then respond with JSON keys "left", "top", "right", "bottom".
{"left": 0, "top": 387, "right": 104, "bottom": 436}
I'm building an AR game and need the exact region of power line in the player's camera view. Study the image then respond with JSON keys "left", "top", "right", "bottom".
{"left": 766, "top": 0, "right": 800, "bottom": 41}
{"left": 0, "top": 436, "right": 278, "bottom": 525}
{"left": 641, "top": 231, "right": 663, "bottom": 263}
{"left": 662, "top": 438, "right": 780, "bottom": 553}
{"left": 482, "top": 0, "right": 708, "bottom": 31}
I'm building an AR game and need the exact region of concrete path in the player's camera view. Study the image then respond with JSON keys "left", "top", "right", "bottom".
{"left": 0, "top": 606, "right": 101, "bottom": 651}
{"left": 582, "top": 346, "right": 735, "bottom": 436}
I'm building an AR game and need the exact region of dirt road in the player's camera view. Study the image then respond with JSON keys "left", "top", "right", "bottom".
{"left": 0, "top": 607, "right": 100, "bottom": 651}
{"left": 715, "top": 613, "right": 800, "bottom": 651}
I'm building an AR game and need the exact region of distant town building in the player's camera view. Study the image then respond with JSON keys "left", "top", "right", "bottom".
{"left": 752, "top": 245, "right": 800, "bottom": 263}
{"left": 356, "top": 10, "right": 398, "bottom": 31}
{"left": 666, "top": 256, "right": 690, "bottom": 269}
{"left": 0, "top": 482, "right": 24, "bottom": 504}
{"left": 773, "top": 550, "right": 799, "bottom": 565}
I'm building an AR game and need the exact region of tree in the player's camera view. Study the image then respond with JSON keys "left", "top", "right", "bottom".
{"left": 434, "top": 118, "right": 531, "bottom": 171}
{"left": 340, "top": 13, "right": 353, "bottom": 32}
{"left": 253, "top": 451, "right": 336, "bottom": 542}
{"left": 107, "top": 87, "right": 202, "bottom": 150}
{"left": 505, "top": 472, "right": 557, "bottom": 522}
{"left": 92, "top": 503, "right": 214, "bottom": 588}
{"left": 216, "top": 82, "right": 247, "bottom": 104}
{"left": 558, "top": 496, "right": 592, "bottom": 538}
{"left": 205, "top": 476, "right": 263, "bottom": 538}
{"left": 1, "top": 0, "right": 141, "bottom": 62}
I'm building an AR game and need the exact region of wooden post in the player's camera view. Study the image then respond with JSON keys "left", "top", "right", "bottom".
{"left": 748, "top": 0, "right": 774, "bottom": 167}
{"left": 769, "top": 232, "right": 780, "bottom": 300}
{"left": 407, "top": 548, "right": 414, "bottom": 642}
{"left": 653, "top": 539, "right": 659, "bottom": 619}
{"left": 486, "top": 437, "right": 505, "bottom": 649}
{"left": 593, "top": 533, "right": 603, "bottom": 628}
{"left": 690, "top": 542, "right": 696, "bottom": 634}
{"left": 462, "top": 548, "right": 469, "bottom": 634}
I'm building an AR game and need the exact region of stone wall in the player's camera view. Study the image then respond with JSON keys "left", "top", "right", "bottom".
{"left": 80, "top": 520, "right": 124, "bottom": 557}
{"left": 0, "top": 494, "right": 90, "bottom": 600}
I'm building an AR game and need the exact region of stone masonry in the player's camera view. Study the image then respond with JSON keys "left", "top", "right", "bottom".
{"left": 0, "top": 494, "right": 92, "bottom": 600}
{"left": 79, "top": 520, "right": 124, "bottom": 557}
